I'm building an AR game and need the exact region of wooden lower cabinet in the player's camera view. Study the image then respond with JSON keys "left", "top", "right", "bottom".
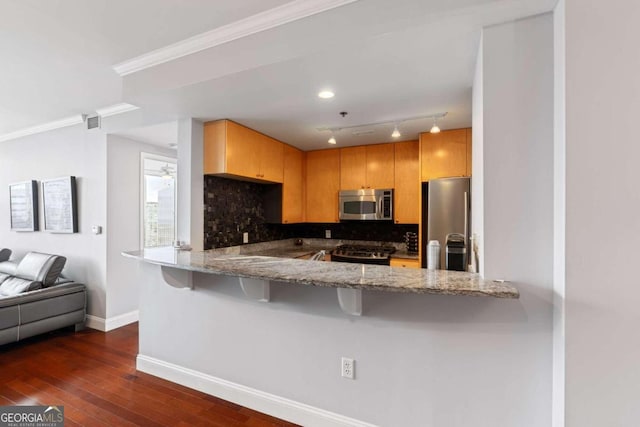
{"left": 305, "top": 149, "right": 340, "bottom": 223}
{"left": 390, "top": 258, "right": 421, "bottom": 269}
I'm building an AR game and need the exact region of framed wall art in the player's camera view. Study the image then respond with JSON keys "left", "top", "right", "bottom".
{"left": 42, "top": 176, "right": 78, "bottom": 233}
{"left": 9, "top": 180, "right": 39, "bottom": 231}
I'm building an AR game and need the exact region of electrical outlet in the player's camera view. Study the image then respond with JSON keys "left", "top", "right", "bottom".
{"left": 243, "top": 232, "right": 249, "bottom": 244}
{"left": 325, "top": 229, "right": 331, "bottom": 239}
{"left": 341, "top": 357, "right": 355, "bottom": 379}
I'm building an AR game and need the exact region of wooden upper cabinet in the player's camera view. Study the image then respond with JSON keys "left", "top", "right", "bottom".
{"left": 257, "top": 132, "right": 284, "bottom": 182}
{"left": 306, "top": 149, "right": 340, "bottom": 223}
{"left": 394, "top": 140, "right": 420, "bottom": 224}
{"left": 420, "top": 128, "right": 471, "bottom": 182}
{"left": 366, "top": 143, "right": 395, "bottom": 189}
{"left": 282, "top": 145, "right": 304, "bottom": 224}
{"left": 204, "top": 120, "right": 284, "bottom": 183}
{"left": 466, "top": 128, "right": 472, "bottom": 177}
{"left": 339, "top": 143, "right": 394, "bottom": 190}
{"left": 340, "top": 146, "right": 366, "bottom": 189}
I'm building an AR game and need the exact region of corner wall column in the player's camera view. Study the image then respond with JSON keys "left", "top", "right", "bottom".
{"left": 177, "top": 118, "right": 204, "bottom": 251}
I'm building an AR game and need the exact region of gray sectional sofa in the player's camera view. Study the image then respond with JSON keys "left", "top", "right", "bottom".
{"left": 0, "top": 251, "right": 87, "bottom": 345}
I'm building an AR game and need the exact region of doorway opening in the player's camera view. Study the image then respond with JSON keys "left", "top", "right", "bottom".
{"left": 141, "top": 153, "right": 177, "bottom": 248}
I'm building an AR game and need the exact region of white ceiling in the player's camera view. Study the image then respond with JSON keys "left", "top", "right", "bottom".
{"left": 0, "top": 0, "right": 287, "bottom": 134}
{"left": 116, "top": 121, "right": 178, "bottom": 148}
{"left": 0, "top": 0, "right": 557, "bottom": 150}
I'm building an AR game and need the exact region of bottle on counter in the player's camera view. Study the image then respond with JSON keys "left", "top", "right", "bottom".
{"left": 427, "top": 240, "right": 441, "bottom": 270}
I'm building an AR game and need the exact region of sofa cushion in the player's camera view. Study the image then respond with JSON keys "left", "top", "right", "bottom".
{"left": 0, "top": 261, "right": 17, "bottom": 276}
{"left": 0, "top": 277, "right": 41, "bottom": 297}
{"left": 0, "top": 272, "right": 11, "bottom": 285}
{"left": 15, "top": 253, "right": 66, "bottom": 288}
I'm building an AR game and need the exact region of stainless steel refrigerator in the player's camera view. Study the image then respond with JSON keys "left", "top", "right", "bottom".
{"left": 421, "top": 177, "right": 470, "bottom": 270}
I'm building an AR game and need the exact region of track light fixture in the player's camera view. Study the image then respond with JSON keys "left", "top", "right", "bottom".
{"left": 318, "top": 112, "right": 447, "bottom": 143}
{"left": 391, "top": 124, "right": 401, "bottom": 138}
{"left": 430, "top": 117, "right": 441, "bottom": 134}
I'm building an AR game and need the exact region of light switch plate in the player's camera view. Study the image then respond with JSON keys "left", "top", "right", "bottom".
{"left": 325, "top": 229, "right": 331, "bottom": 239}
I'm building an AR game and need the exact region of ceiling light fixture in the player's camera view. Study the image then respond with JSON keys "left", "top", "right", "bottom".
{"left": 160, "top": 164, "right": 175, "bottom": 179}
{"left": 391, "top": 124, "right": 401, "bottom": 138}
{"left": 430, "top": 117, "right": 441, "bottom": 134}
{"left": 318, "top": 112, "right": 447, "bottom": 141}
{"left": 328, "top": 133, "right": 337, "bottom": 144}
{"left": 318, "top": 90, "right": 335, "bottom": 99}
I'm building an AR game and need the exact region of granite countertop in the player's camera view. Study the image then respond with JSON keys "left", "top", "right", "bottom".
{"left": 122, "top": 247, "right": 519, "bottom": 299}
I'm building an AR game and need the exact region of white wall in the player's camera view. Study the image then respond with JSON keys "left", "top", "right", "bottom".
{"left": 106, "top": 135, "right": 175, "bottom": 319}
{"left": 552, "top": 1, "right": 566, "bottom": 426}
{"left": 478, "top": 10, "right": 556, "bottom": 424}
{"left": 135, "top": 16, "right": 555, "bottom": 426}
{"left": 0, "top": 124, "right": 108, "bottom": 317}
{"left": 564, "top": 1, "right": 640, "bottom": 425}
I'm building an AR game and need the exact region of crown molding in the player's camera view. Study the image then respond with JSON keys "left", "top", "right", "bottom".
{"left": 95, "top": 102, "right": 139, "bottom": 118}
{"left": 0, "top": 115, "right": 84, "bottom": 143}
{"left": 113, "top": 0, "right": 360, "bottom": 76}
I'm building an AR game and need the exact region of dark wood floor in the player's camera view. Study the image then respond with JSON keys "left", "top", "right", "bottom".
{"left": 0, "top": 323, "right": 299, "bottom": 427}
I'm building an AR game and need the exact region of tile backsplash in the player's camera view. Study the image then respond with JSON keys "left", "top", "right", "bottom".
{"left": 204, "top": 176, "right": 419, "bottom": 249}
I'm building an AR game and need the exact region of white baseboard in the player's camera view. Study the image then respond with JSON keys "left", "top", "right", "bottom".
{"left": 85, "top": 310, "right": 139, "bottom": 332}
{"left": 136, "top": 354, "right": 377, "bottom": 427}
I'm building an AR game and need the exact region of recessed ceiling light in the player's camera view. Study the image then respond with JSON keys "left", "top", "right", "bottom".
{"left": 318, "top": 90, "right": 335, "bottom": 99}
{"left": 328, "top": 136, "right": 337, "bottom": 144}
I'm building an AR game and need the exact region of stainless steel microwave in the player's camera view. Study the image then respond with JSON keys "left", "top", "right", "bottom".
{"left": 339, "top": 189, "right": 393, "bottom": 221}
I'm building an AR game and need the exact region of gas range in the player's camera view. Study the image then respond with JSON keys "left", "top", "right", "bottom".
{"left": 331, "top": 244, "right": 396, "bottom": 265}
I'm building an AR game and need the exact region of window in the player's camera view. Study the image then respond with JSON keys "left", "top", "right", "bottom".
{"left": 141, "top": 154, "right": 177, "bottom": 248}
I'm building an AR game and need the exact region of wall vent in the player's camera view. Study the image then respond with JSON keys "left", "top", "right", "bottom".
{"left": 87, "top": 115, "right": 101, "bottom": 130}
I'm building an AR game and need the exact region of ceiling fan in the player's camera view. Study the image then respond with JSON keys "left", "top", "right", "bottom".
{"left": 160, "top": 163, "right": 175, "bottom": 178}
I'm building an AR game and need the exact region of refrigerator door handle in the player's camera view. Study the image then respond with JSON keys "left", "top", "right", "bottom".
{"left": 464, "top": 191, "right": 469, "bottom": 246}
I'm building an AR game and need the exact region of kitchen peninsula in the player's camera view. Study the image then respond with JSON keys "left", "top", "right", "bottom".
{"left": 123, "top": 241, "right": 519, "bottom": 301}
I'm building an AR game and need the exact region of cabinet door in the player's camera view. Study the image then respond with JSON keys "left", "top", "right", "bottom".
{"left": 306, "top": 149, "right": 340, "bottom": 223}
{"left": 282, "top": 145, "right": 303, "bottom": 223}
{"left": 394, "top": 140, "right": 419, "bottom": 224}
{"left": 420, "top": 129, "right": 469, "bottom": 182}
{"left": 340, "top": 146, "right": 366, "bottom": 189}
{"left": 366, "top": 143, "right": 394, "bottom": 189}
{"left": 226, "top": 121, "right": 261, "bottom": 179}
{"left": 203, "top": 121, "right": 227, "bottom": 175}
{"left": 260, "top": 134, "right": 284, "bottom": 183}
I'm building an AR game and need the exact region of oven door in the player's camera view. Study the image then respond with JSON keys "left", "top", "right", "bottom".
{"left": 339, "top": 194, "right": 379, "bottom": 220}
